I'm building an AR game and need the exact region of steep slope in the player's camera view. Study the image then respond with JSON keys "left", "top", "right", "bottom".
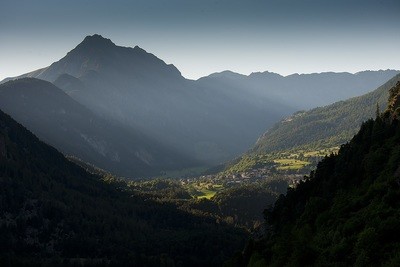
{"left": 233, "top": 82, "right": 400, "bottom": 267}
{"left": 252, "top": 73, "right": 400, "bottom": 153}
{"left": 0, "top": 78, "right": 195, "bottom": 177}
{"left": 0, "top": 108, "right": 246, "bottom": 266}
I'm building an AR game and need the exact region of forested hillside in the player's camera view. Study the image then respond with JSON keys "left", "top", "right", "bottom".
{"left": 219, "top": 74, "right": 400, "bottom": 177}
{"left": 253, "top": 73, "right": 400, "bottom": 153}
{"left": 233, "top": 82, "right": 400, "bottom": 266}
{"left": 0, "top": 108, "right": 246, "bottom": 266}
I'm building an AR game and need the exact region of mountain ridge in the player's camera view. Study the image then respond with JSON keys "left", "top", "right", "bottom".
{"left": 1, "top": 34, "right": 398, "bottom": 172}
{"left": 197, "top": 68, "right": 399, "bottom": 111}
{"left": 201, "top": 69, "right": 398, "bottom": 80}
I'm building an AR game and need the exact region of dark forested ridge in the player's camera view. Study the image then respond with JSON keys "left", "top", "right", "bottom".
{"left": 0, "top": 78, "right": 196, "bottom": 178}
{"left": 0, "top": 108, "right": 246, "bottom": 266}
{"left": 233, "top": 82, "right": 400, "bottom": 266}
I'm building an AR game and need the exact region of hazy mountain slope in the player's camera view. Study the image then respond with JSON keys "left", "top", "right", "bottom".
{"left": 233, "top": 82, "right": 400, "bottom": 267}
{"left": 0, "top": 107, "right": 246, "bottom": 266}
{"left": 252, "top": 73, "right": 400, "bottom": 153}
{"left": 0, "top": 78, "right": 195, "bottom": 177}
{"left": 3, "top": 35, "right": 397, "bottom": 167}
{"left": 2, "top": 35, "right": 293, "bottom": 165}
{"left": 198, "top": 70, "right": 399, "bottom": 111}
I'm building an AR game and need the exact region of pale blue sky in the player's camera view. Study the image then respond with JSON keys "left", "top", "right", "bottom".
{"left": 1, "top": 0, "right": 399, "bottom": 80}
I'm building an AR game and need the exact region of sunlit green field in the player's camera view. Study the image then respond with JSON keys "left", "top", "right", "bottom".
{"left": 197, "top": 188, "right": 217, "bottom": 199}
{"left": 185, "top": 182, "right": 224, "bottom": 199}
{"left": 273, "top": 158, "right": 310, "bottom": 170}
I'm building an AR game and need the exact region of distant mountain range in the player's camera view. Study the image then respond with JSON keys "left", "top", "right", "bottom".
{"left": 1, "top": 34, "right": 398, "bottom": 177}
{"left": 197, "top": 69, "right": 399, "bottom": 110}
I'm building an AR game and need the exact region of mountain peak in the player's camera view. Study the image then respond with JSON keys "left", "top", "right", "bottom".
{"left": 83, "top": 34, "right": 113, "bottom": 43}
{"left": 249, "top": 71, "right": 283, "bottom": 79}
{"left": 206, "top": 70, "right": 246, "bottom": 79}
{"left": 77, "top": 34, "right": 116, "bottom": 50}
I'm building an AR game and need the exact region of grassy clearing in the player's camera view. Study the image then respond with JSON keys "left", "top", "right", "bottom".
{"left": 185, "top": 182, "right": 224, "bottom": 199}
{"left": 273, "top": 159, "right": 310, "bottom": 170}
{"left": 197, "top": 188, "right": 217, "bottom": 199}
